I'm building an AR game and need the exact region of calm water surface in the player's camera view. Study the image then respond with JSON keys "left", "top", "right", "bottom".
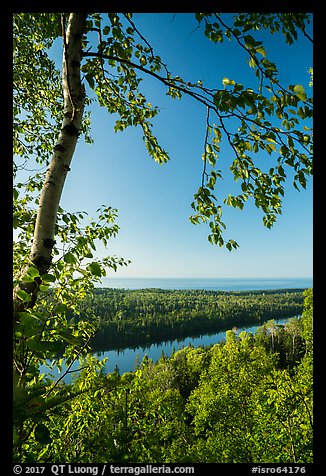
{"left": 41, "top": 317, "right": 297, "bottom": 383}
{"left": 99, "top": 277, "right": 312, "bottom": 291}
{"left": 41, "top": 278, "right": 311, "bottom": 382}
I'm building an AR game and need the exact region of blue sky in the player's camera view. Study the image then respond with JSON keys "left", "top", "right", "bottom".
{"left": 56, "top": 13, "right": 313, "bottom": 279}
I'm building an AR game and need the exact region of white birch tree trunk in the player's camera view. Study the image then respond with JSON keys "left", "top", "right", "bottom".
{"left": 14, "top": 13, "right": 87, "bottom": 314}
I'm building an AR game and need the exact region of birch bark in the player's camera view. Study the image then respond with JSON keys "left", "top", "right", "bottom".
{"left": 14, "top": 13, "right": 87, "bottom": 314}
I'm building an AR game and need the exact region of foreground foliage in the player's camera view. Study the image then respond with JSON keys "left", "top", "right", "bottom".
{"left": 14, "top": 289, "right": 313, "bottom": 463}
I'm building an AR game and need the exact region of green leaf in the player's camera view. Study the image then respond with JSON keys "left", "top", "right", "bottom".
{"left": 19, "top": 312, "right": 42, "bottom": 337}
{"left": 226, "top": 242, "right": 232, "bottom": 251}
{"left": 265, "top": 143, "right": 276, "bottom": 155}
{"left": 17, "top": 289, "right": 31, "bottom": 302}
{"left": 256, "top": 45, "right": 266, "bottom": 57}
{"left": 244, "top": 35, "right": 257, "bottom": 49}
{"left": 280, "top": 145, "right": 289, "bottom": 157}
{"left": 26, "top": 339, "right": 49, "bottom": 352}
{"left": 85, "top": 74, "right": 95, "bottom": 89}
{"left": 18, "top": 311, "right": 40, "bottom": 329}
{"left": 213, "top": 127, "right": 222, "bottom": 141}
{"left": 293, "top": 84, "right": 307, "bottom": 102}
{"left": 249, "top": 56, "right": 258, "bottom": 68}
{"left": 39, "top": 284, "right": 50, "bottom": 292}
{"left": 27, "top": 266, "right": 40, "bottom": 278}
{"left": 55, "top": 303, "right": 68, "bottom": 313}
{"left": 62, "top": 334, "right": 82, "bottom": 346}
{"left": 63, "top": 252, "right": 77, "bottom": 264}
{"left": 222, "top": 77, "right": 235, "bottom": 87}
{"left": 76, "top": 266, "right": 88, "bottom": 277}
{"left": 195, "top": 13, "right": 206, "bottom": 23}
{"left": 22, "top": 275, "right": 35, "bottom": 283}
{"left": 42, "top": 273, "right": 55, "bottom": 282}
{"left": 87, "top": 261, "right": 102, "bottom": 277}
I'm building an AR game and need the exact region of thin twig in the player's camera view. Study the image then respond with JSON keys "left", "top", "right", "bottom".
{"left": 122, "top": 13, "right": 170, "bottom": 77}
{"left": 202, "top": 107, "right": 211, "bottom": 187}
{"left": 45, "top": 334, "right": 93, "bottom": 397}
{"left": 214, "top": 14, "right": 312, "bottom": 107}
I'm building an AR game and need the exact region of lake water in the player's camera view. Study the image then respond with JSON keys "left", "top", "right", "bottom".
{"left": 41, "top": 277, "right": 311, "bottom": 383}
{"left": 41, "top": 316, "right": 297, "bottom": 383}
{"left": 99, "top": 276, "right": 312, "bottom": 291}
{"left": 92, "top": 317, "right": 294, "bottom": 374}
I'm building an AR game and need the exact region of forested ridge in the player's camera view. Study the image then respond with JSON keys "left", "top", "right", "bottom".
{"left": 73, "top": 288, "right": 306, "bottom": 350}
{"left": 15, "top": 289, "right": 313, "bottom": 463}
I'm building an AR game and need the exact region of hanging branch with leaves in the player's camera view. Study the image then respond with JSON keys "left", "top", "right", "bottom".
{"left": 80, "top": 12, "right": 312, "bottom": 248}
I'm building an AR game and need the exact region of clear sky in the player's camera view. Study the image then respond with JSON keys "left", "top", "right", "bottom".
{"left": 54, "top": 13, "right": 313, "bottom": 279}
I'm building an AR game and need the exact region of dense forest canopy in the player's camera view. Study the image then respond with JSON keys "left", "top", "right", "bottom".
{"left": 75, "top": 288, "right": 306, "bottom": 350}
{"left": 14, "top": 289, "right": 313, "bottom": 463}
{"left": 13, "top": 12, "right": 313, "bottom": 465}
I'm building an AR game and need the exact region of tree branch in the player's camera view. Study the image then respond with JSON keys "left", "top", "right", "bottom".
{"left": 82, "top": 51, "right": 215, "bottom": 110}
{"left": 202, "top": 107, "right": 211, "bottom": 187}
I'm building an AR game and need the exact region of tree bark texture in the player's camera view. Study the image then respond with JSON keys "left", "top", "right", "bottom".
{"left": 14, "top": 13, "right": 87, "bottom": 314}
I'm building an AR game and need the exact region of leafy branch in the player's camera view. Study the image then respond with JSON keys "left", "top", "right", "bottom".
{"left": 80, "top": 12, "right": 312, "bottom": 247}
